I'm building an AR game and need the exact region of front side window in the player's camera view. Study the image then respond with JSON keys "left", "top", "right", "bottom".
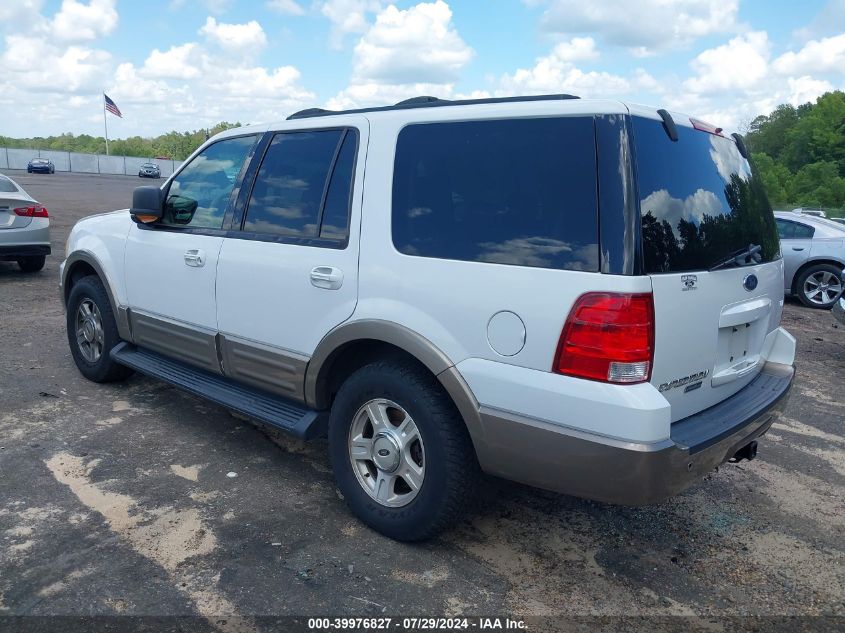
{"left": 392, "top": 117, "right": 599, "bottom": 271}
{"left": 162, "top": 135, "right": 257, "bottom": 229}
{"left": 243, "top": 129, "right": 357, "bottom": 240}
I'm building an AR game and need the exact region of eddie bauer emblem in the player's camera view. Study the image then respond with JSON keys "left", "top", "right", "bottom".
{"left": 681, "top": 274, "right": 698, "bottom": 291}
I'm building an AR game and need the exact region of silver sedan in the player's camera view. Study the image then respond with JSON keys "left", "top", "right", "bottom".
{"left": 775, "top": 211, "right": 845, "bottom": 308}
{"left": 0, "top": 173, "right": 50, "bottom": 272}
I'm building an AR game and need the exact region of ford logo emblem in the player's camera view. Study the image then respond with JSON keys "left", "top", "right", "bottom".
{"left": 377, "top": 448, "right": 390, "bottom": 457}
{"left": 743, "top": 274, "right": 758, "bottom": 291}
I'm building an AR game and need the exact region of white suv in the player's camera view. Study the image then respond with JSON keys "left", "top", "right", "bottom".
{"left": 61, "top": 95, "right": 796, "bottom": 541}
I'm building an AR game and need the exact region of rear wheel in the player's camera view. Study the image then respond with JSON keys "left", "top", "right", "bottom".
{"left": 797, "top": 263, "right": 843, "bottom": 308}
{"left": 17, "top": 256, "right": 45, "bottom": 272}
{"left": 66, "top": 275, "right": 133, "bottom": 383}
{"left": 328, "top": 360, "right": 479, "bottom": 541}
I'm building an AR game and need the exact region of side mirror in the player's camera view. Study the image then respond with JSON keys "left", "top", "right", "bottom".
{"left": 130, "top": 186, "right": 163, "bottom": 224}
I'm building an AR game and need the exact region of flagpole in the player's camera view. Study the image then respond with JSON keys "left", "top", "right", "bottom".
{"left": 103, "top": 93, "right": 110, "bottom": 156}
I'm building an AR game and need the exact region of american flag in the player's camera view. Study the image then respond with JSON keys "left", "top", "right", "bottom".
{"left": 104, "top": 93, "right": 122, "bottom": 118}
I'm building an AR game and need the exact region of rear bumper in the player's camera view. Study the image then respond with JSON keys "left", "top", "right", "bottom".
{"left": 474, "top": 361, "right": 794, "bottom": 505}
{"left": 0, "top": 244, "right": 51, "bottom": 259}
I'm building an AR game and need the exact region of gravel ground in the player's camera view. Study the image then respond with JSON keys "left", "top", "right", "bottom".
{"left": 0, "top": 170, "right": 843, "bottom": 631}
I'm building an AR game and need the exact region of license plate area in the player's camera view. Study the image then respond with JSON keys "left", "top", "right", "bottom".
{"left": 712, "top": 320, "right": 766, "bottom": 386}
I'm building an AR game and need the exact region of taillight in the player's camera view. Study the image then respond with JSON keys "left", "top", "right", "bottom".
{"left": 553, "top": 292, "right": 654, "bottom": 384}
{"left": 13, "top": 205, "right": 49, "bottom": 218}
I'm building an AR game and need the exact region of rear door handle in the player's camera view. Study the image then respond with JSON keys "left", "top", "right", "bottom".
{"left": 310, "top": 266, "right": 343, "bottom": 290}
{"left": 184, "top": 249, "right": 206, "bottom": 267}
{"left": 791, "top": 247, "right": 804, "bottom": 251}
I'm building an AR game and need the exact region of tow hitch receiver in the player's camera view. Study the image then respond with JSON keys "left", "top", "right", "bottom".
{"left": 730, "top": 440, "right": 758, "bottom": 463}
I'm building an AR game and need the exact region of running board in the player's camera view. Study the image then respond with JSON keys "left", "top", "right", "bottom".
{"left": 110, "top": 342, "right": 325, "bottom": 439}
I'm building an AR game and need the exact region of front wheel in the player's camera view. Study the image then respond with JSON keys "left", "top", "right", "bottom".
{"left": 797, "top": 263, "right": 844, "bottom": 309}
{"left": 17, "top": 255, "right": 45, "bottom": 272}
{"left": 328, "top": 360, "right": 479, "bottom": 541}
{"left": 66, "top": 275, "right": 134, "bottom": 383}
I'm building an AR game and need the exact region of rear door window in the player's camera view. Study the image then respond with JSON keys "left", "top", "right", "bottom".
{"left": 243, "top": 129, "right": 356, "bottom": 242}
{"left": 392, "top": 117, "right": 599, "bottom": 271}
{"left": 777, "top": 218, "right": 814, "bottom": 239}
{"left": 633, "top": 118, "right": 779, "bottom": 273}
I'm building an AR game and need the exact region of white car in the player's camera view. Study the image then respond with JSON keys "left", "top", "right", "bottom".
{"left": 0, "top": 173, "right": 50, "bottom": 272}
{"left": 775, "top": 211, "right": 845, "bottom": 308}
{"left": 60, "top": 95, "right": 796, "bottom": 541}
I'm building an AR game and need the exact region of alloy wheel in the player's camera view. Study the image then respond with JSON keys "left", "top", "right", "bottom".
{"left": 348, "top": 398, "right": 425, "bottom": 508}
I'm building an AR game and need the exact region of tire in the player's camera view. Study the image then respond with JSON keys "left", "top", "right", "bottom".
{"left": 17, "top": 255, "right": 45, "bottom": 272}
{"left": 328, "top": 359, "right": 479, "bottom": 541}
{"left": 27, "top": 168, "right": 32, "bottom": 173}
{"left": 796, "top": 263, "right": 844, "bottom": 309}
{"left": 66, "top": 275, "right": 134, "bottom": 383}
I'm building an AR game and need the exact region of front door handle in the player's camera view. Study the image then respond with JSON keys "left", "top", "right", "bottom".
{"left": 184, "top": 249, "right": 206, "bottom": 267}
{"left": 791, "top": 247, "right": 805, "bottom": 251}
{"left": 310, "top": 266, "right": 343, "bottom": 290}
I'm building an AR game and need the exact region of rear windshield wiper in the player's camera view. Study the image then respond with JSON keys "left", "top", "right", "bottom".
{"left": 709, "top": 244, "right": 762, "bottom": 271}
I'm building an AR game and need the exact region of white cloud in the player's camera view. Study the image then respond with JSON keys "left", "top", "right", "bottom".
{"left": 48, "top": 0, "right": 118, "bottom": 43}
{"left": 266, "top": 0, "right": 305, "bottom": 15}
{"left": 199, "top": 17, "right": 268, "bottom": 53}
{"left": 141, "top": 43, "right": 200, "bottom": 80}
{"left": 494, "top": 40, "right": 653, "bottom": 97}
{"left": 0, "top": 0, "right": 45, "bottom": 29}
{"left": 683, "top": 32, "right": 770, "bottom": 94}
{"left": 1, "top": 35, "right": 112, "bottom": 93}
{"left": 352, "top": 1, "right": 473, "bottom": 84}
{"left": 532, "top": 0, "right": 739, "bottom": 52}
{"left": 773, "top": 34, "right": 845, "bottom": 76}
{"left": 328, "top": 1, "right": 472, "bottom": 108}
{"left": 319, "top": 0, "right": 384, "bottom": 49}
{"left": 785, "top": 75, "right": 836, "bottom": 105}
{"left": 641, "top": 188, "right": 724, "bottom": 228}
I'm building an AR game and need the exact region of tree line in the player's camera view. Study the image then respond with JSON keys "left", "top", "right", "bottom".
{"left": 746, "top": 90, "right": 845, "bottom": 214}
{"left": 0, "top": 122, "right": 242, "bottom": 161}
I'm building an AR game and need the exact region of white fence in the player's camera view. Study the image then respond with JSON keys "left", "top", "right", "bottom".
{"left": 0, "top": 147, "right": 181, "bottom": 177}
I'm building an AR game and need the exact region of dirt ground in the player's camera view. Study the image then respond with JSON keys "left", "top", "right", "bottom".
{"left": 0, "top": 170, "right": 843, "bottom": 631}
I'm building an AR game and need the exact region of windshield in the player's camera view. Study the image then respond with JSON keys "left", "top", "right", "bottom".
{"left": 0, "top": 176, "right": 18, "bottom": 192}
{"left": 633, "top": 117, "right": 780, "bottom": 273}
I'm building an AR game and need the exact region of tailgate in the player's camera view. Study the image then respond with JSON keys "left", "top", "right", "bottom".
{"left": 629, "top": 111, "right": 784, "bottom": 422}
{"left": 650, "top": 260, "right": 784, "bottom": 421}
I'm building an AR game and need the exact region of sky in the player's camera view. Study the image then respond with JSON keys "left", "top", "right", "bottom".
{"left": 1, "top": 0, "right": 844, "bottom": 139}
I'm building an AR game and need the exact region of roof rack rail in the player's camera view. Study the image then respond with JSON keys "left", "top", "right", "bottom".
{"left": 287, "top": 93, "right": 580, "bottom": 120}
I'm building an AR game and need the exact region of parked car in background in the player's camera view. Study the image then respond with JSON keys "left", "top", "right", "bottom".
{"left": 775, "top": 211, "right": 845, "bottom": 308}
{"left": 0, "top": 173, "right": 50, "bottom": 272}
{"left": 27, "top": 158, "right": 55, "bottom": 174}
{"left": 138, "top": 162, "right": 161, "bottom": 179}
{"left": 61, "top": 95, "right": 795, "bottom": 541}
{"left": 791, "top": 207, "right": 826, "bottom": 218}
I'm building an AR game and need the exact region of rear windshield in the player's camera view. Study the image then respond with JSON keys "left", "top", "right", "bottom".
{"left": 392, "top": 117, "right": 599, "bottom": 271}
{"left": 0, "top": 177, "right": 18, "bottom": 192}
{"left": 633, "top": 117, "right": 779, "bottom": 273}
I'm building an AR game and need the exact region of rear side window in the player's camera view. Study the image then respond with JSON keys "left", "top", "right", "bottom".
{"left": 776, "top": 218, "right": 814, "bottom": 239}
{"left": 633, "top": 118, "right": 779, "bottom": 273}
{"left": 392, "top": 117, "right": 599, "bottom": 271}
{"left": 244, "top": 129, "right": 357, "bottom": 241}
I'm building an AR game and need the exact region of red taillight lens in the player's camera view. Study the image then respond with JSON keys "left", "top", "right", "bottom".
{"left": 553, "top": 292, "right": 655, "bottom": 384}
{"left": 13, "top": 205, "right": 49, "bottom": 218}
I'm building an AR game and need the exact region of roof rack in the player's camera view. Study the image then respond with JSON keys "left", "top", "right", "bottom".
{"left": 287, "top": 93, "right": 580, "bottom": 120}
